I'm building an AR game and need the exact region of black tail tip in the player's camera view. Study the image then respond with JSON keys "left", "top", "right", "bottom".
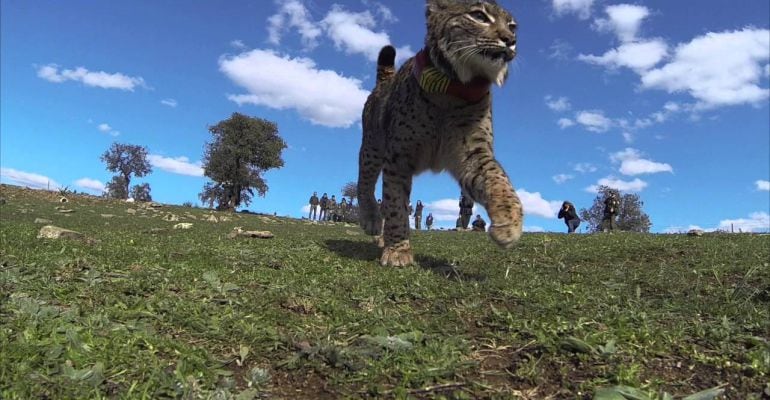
{"left": 378, "top": 45, "right": 396, "bottom": 66}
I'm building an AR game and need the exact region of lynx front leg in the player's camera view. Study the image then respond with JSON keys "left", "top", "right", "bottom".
{"left": 454, "top": 153, "right": 523, "bottom": 248}
{"left": 379, "top": 161, "right": 414, "bottom": 267}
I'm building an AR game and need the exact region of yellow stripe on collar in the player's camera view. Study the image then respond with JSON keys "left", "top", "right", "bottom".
{"left": 419, "top": 66, "right": 451, "bottom": 94}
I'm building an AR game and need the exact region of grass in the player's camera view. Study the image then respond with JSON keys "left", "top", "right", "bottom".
{"left": 1, "top": 184, "right": 768, "bottom": 399}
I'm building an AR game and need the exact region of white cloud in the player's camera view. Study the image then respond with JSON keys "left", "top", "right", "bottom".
{"left": 524, "top": 226, "right": 546, "bottom": 233}
{"left": 161, "top": 98, "right": 178, "bottom": 108}
{"left": 0, "top": 167, "right": 60, "bottom": 190}
{"left": 301, "top": 204, "right": 311, "bottom": 214}
{"left": 579, "top": 39, "right": 668, "bottom": 73}
{"left": 97, "top": 123, "right": 120, "bottom": 137}
{"left": 321, "top": 5, "right": 413, "bottom": 64}
{"left": 552, "top": 174, "right": 574, "bottom": 184}
{"left": 230, "top": 39, "right": 246, "bottom": 49}
{"left": 756, "top": 180, "right": 770, "bottom": 191}
{"left": 593, "top": 4, "right": 651, "bottom": 43}
{"left": 610, "top": 147, "right": 673, "bottom": 175}
{"left": 576, "top": 110, "right": 613, "bottom": 132}
{"left": 148, "top": 155, "right": 204, "bottom": 177}
{"left": 552, "top": 0, "right": 595, "bottom": 20}
{"left": 641, "top": 28, "right": 770, "bottom": 109}
{"left": 574, "top": 163, "right": 598, "bottom": 173}
{"left": 663, "top": 225, "right": 707, "bottom": 234}
{"left": 266, "top": 0, "right": 322, "bottom": 48}
{"left": 622, "top": 132, "right": 634, "bottom": 143}
{"left": 718, "top": 212, "right": 770, "bottom": 233}
{"left": 219, "top": 49, "right": 369, "bottom": 128}
{"left": 548, "top": 39, "right": 573, "bottom": 61}
{"left": 518, "top": 189, "right": 562, "bottom": 219}
{"left": 586, "top": 176, "right": 648, "bottom": 193}
{"left": 36, "top": 64, "right": 147, "bottom": 91}
{"left": 545, "top": 95, "right": 571, "bottom": 112}
{"left": 75, "top": 178, "right": 106, "bottom": 193}
{"left": 558, "top": 118, "right": 575, "bottom": 129}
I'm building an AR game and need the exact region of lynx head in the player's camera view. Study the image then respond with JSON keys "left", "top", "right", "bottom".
{"left": 425, "top": 0, "right": 517, "bottom": 86}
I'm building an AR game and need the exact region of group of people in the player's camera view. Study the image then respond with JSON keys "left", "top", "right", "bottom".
{"left": 309, "top": 189, "right": 621, "bottom": 234}
{"left": 307, "top": 192, "right": 353, "bottom": 222}
{"left": 557, "top": 191, "right": 620, "bottom": 233}
{"left": 454, "top": 193, "right": 487, "bottom": 232}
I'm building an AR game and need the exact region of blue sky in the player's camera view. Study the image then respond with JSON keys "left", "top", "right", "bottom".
{"left": 1, "top": 0, "right": 769, "bottom": 233}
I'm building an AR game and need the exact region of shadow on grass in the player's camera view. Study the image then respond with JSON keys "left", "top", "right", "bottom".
{"left": 324, "top": 239, "right": 486, "bottom": 282}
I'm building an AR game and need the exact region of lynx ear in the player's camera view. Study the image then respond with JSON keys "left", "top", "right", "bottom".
{"left": 426, "top": 0, "right": 451, "bottom": 13}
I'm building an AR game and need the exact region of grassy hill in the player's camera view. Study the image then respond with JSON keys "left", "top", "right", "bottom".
{"left": 1, "top": 184, "right": 768, "bottom": 399}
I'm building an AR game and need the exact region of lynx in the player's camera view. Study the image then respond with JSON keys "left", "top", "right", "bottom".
{"left": 357, "top": 0, "right": 523, "bottom": 267}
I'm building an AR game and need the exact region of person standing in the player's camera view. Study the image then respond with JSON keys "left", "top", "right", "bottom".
{"left": 339, "top": 198, "right": 348, "bottom": 221}
{"left": 459, "top": 193, "right": 474, "bottom": 229}
{"left": 426, "top": 213, "right": 434, "bottom": 230}
{"left": 602, "top": 191, "right": 620, "bottom": 232}
{"left": 328, "top": 195, "right": 338, "bottom": 221}
{"left": 471, "top": 214, "right": 487, "bottom": 232}
{"left": 557, "top": 201, "right": 581, "bottom": 233}
{"left": 413, "top": 200, "right": 424, "bottom": 230}
{"left": 319, "top": 193, "right": 329, "bottom": 221}
{"left": 308, "top": 191, "right": 320, "bottom": 220}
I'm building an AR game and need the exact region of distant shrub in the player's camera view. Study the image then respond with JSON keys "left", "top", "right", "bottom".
{"left": 182, "top": 201, "right": 195, "bottom": 208}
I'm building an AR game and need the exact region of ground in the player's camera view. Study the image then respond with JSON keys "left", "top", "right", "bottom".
{"left": 0, "top": 184, "right": 768, "bottom": 399}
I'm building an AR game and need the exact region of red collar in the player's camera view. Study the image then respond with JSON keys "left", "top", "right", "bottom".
{"left": 413, "top": 49, "right": 491, "bottom": 103}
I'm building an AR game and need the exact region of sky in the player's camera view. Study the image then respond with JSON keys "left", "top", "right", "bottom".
{"left": 1, "top": 0, "right": 769, "bottom": 233}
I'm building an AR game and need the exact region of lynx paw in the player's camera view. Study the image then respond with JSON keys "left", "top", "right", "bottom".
{"left": 489, "top": 222, "right": 522, "bottom": 248}
{"left": 380, "top": 241, "right": 414, "bottom": 267}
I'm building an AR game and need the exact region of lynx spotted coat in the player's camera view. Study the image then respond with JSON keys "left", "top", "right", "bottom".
{"left": 358, "top": 0, "right": 523, "bottom": 266}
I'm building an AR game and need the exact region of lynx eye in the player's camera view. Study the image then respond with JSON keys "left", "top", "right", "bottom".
{"left": 469, "top": 11, "right": 491, "bottom": 23}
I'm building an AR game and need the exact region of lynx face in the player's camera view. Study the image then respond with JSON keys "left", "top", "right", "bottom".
{"left": 427, "top": 0, "right": 518, "bottom": 85}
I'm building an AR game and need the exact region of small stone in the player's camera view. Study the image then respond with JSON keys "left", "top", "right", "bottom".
{"left": 58, "top": 209, "right": 74, "bottom": 214}
{"left": 205, "top": 215, "right": 218, "bottom": 222}
{"left": 101, "top": 214, "right": 115, "bottom": 218}
{"left": 34, "top": 218, "right": 53, "bottom": 224}
{"left": 126, "top": 208, "right": 137, "bottom": 215}
{"left": 162, "top": 213, "right": 180, "bottom": 222}
{"left": 59, "top": 197, "right": 68, "bottom": 203}
{"left": 174, "top": 223, "right": 193, "bottom": 230}
{"left": 687, "top": 229, "right": 704, "bottom": 237}
{"left": 37, "top": 225, "right": 84, "bottom": 240}
{"left": 227, "top": 227, "right": 274, "bottom": 239}
{"left": 148, "top": 202, "right": 163, "bottom": 208}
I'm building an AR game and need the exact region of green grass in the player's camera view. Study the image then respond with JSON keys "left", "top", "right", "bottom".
{"left": 1, "top": 184, "right": 768, "bottom": 399}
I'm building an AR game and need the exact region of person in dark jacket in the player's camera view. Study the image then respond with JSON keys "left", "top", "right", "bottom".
{"left": 414, "top": 200, "right": 424, "bottom": 230}
{"left": 471, "top": 214, "right": 487, "bottom": 232}
{"left": 602, "top": 192, "right": 620, "bottom": 232}
{"left": 319, "top": 193, "right": 329, "bottom": 221}
{"left": 459, "top": 193, "right": 474, "bottom": 229}
{"left": 425, "top": 213, "right": 434, "bottom": 230}
{"left": 308, "top": 192, "right": 319, "bottom": 220}
{"left": 557, "top": 201, "right": 581, "bottom": 233}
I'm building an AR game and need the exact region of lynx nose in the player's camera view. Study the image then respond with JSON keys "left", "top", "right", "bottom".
{"left": 501, "top": 32, "right": 516, "bottom": 48}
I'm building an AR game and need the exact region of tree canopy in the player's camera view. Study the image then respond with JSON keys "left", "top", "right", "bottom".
{"left": 131, "top": 183, "right": 152, "bottom": 202}
{"left": 341, "top": 181, "right": 358, "bottom": 203}
{"left": 200, "top": 113, "right": 287, "bottom": 210}
{"left": 100, "top": 143, "right": 152, "bottom": 199}
{"left": 579, "top": 186, "right": 652, "bottom": 233}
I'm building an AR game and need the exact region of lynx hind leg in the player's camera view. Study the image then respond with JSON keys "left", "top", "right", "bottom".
{"left": 357, "top": 138, "right": 384, "bottom": 236}
{"left": 456, "top": 154, "right": 523, "bottom": 248}
{"left": 379, "top": 162, "right": 415, "bottom": 267}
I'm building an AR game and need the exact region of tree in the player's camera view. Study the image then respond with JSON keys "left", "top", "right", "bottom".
{"left": 200, "top": 113, "right": 287, "bottom": 211}
{"left": 579, "top": 186, "right": 652, "bottom": 233}
{"left": 105, "top": 176, "right": 128, "bottom": 199}
{"left": 341, "top": 181, "right": 358, "bottom": 204}
{"left": 131, "top": 183, "right": 152, "bottom": 202}
{"left": 100, "top": 143, "right": 152, "bottom": 198}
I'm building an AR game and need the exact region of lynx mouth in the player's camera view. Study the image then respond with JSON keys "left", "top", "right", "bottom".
{"left": 482, "top": 47, "right": 515, "bottom": 63}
